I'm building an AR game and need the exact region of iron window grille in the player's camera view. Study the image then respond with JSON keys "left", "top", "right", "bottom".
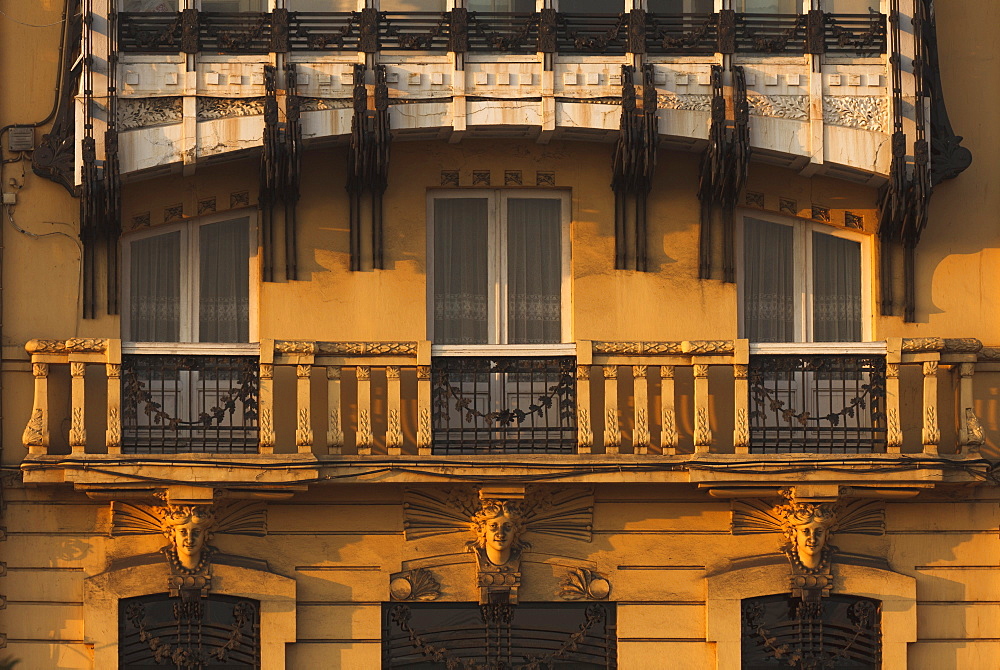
{"left": 432, "top": 356, "right": 577, "bottom": 455}
{"left": 122, "top": 354, "right": 259, "bottom": 454}
{"left": 748, "top": 354, "right": 887, "bottom": 454}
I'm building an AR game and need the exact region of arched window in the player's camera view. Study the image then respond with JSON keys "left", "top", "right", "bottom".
{"left": 120, "top": 593, "right": 261, "bottom": 668}
{"left": 742, "top": 594, "right": 881, "bottom": 669}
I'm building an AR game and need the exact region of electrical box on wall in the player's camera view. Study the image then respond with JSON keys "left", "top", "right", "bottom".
{"left": 8, "top": 127, "right": 33, "bottom": 152}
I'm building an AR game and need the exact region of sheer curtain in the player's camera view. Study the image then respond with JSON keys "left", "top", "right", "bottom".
{"left": 744, "top": 217, "right": 794, "bottom": 342}
{"left": 199, "top": 218, "right": 250, "bottom": 343}
{"left": 467, "top": 0, "right": 536, "bottom": 12}
{"left": 734, "top": 0, "right": 799, "bottom": 13}
{"left": 507, "top": 198, "right": 561, "bottom": 344}
{"left": 434, "top": 199, "right": 490, "bottom": 344}
{"left": 130, "top": 231, "right": 181, "bottom": 342}
{"left": 812, "top": 231, "right": 861, "bottom": 342}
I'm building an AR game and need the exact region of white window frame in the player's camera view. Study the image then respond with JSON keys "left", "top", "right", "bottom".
{"left": 427, "top": 189, "right": 573, "bottom": 354}
{"left": 737, "top": 209, "right": 873, "bottom": 344}
{"left": 121, "top": 210, "right": 259, "bottom": 348}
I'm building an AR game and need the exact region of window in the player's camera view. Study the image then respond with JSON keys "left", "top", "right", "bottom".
{"left": 467, "top": 0, "right": 536, "bottom": 12}
{"left": 122, "top": 0, "right": 179, "bottom": 10}
{"left": 740, "top": 215, "right": 867, "bottom": 343}
{"left": 558, "top": 0, "right": 625, "bottom": 12}
{"left": 384, "top": 602, "right": 617, "bottom": 669}
{"left": 647, "top": 0, "right": 714, "bottom": 13}
{"left": 380, "top": 0, "right": 448, "bottom": 11}
{"left": 825, "top": 0, "right": 879, "bottom": 12}
{"left": 287, "top": 0, "right": 359, "bottom": 10}
{"left": 124, "top": 215, "right": 253, "bottom": 343}
{"left": 430, "top": 191, "right": 570, "bottom": 345}
{"left": 734, "top": 0, "right": 800, "bottom": 13}
{"left": 201, "top": 0, "right": 266, "bottom": 12}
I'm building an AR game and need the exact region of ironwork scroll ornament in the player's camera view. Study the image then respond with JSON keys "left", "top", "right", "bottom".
{"left": 111, "top": 498, "right": 267, "bottom": 599}
{"left": 733, "top": 491, "right": 884, "bottom": 602}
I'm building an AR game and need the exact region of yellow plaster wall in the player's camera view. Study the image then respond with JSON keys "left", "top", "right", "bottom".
{"left": 0, "top": 484, "right": 998, "bottom": 667}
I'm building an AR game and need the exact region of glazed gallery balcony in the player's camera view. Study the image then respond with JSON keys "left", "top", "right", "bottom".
{"left": 116, "top": 10, "right": 886, "bottom": 57}
{"left": 19, "top": 337, "right": 990, "bottom": 459}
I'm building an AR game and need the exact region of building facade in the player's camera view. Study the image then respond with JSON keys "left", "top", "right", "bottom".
{"left": 0, "top": 0, "right": 997, "bottom": 667}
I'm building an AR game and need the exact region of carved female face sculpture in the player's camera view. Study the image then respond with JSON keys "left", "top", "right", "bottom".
{"left": 792, "top": 518, "right": 829, "bottom": 569}
{"left": 470, "top": 500, "right": 525, "bottom": 567}
{"left": 161, "top": 505, "right": 214, "bottom": 571}
{"left": 776, "top": 499, "right": 837, "bottom": 571}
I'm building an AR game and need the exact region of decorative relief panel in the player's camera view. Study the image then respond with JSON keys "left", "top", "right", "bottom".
{"left": 558, "top": 568, "right": 611, "bottom": 601}
{"left": 733, "top": 491, "right": 884, "bottom": 602}
{"left": 746, "top": 93, "right": 808, "bottom": 121}
{"left": 197, "top": 97, "right": 266, "bottom": 121}
{"left": 822, "top": 96, "right": 888, "bottom": 133}
{"left": 657, "top": 92, "right": 712, "bottom": 111}
{"left": 299, "top": 97, "right": 353, "bottom": 112}
{"left": 118, "top": 97, "right": 183, "bottom": 131}
{"left": 111, "top": 498, "right": 267, "bottom": 598}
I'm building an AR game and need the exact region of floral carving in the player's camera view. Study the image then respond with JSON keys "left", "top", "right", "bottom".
{"left": 559, "top": 568, "right": 611, "bottom": 601}
{"left": 390, "top": 568, "right": 441, "bottom": 602}
{"left": 117, "top": 97, "right": 183, "bottom": 131}
{"left": 299, "top": 97, "right": 353, "bottom": 112}
{"left": 22, "top": 408, "right": 44, "bottom": 448}
{"left": 822, "top": 96, "right": 887, "bottom": 133}
{"left": 196, "top": 97, "right": 265, "bottom": 122}
{"left": 657, "top": 93, "right": 712, "bottom": 112}
{"left": 747, "top": 93, "right": 808, "bottom": 121}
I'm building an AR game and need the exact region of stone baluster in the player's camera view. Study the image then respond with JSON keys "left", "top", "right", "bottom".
{"left": 326, "top": 365, "right": 344, "bottom": 454}
{"left": 633, "top": 365, "right": 649, "bottom": 454}
{"left": 106, "top": 339, "right": 122, "bottom": 455}
{"left": 23, "top": 362, "right": 50, "bottom": 455}
{"left": 660, "top": 365, "right": 677, "bottom": 456}
{"left": 386, "top": 365, "right": 403, "bottom": 455}
{"left": 417, "top": 365, "right": 432, "bottom": 456}
{"left": 296, "top": 362, "right": 314, "bottom": 453}
{"left": 258, "top": 339, "right": 275, "bottom": 454}
{"left": 356, "top": 365, "right": 373, "bottom": 455}
{"left": 885, "top": 338, "right": 902, "bottom": 453}
{"left": 733, "top": 339, "right": 749, "bottom": 454}
{"left": 576, "top": 365, "right": 592, "bottom": 454}
{"left": 69, "top": 358, "right": 87, "bottom": 454}
{"left": 603, "top": 365, "right": 620, "bottom": 454}
{"left": 693, "top": 363, "right": 712, "bottom": 453}
{"left": 956, "top": 362, "right": 976, "bottom": 451}
{"left": 922, "top": 355, "right": 940, "bottom": 454}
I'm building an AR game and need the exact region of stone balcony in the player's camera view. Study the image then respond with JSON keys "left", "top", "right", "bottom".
{"left": 18, "top": 336, "right": 997, "bottom": 494}
{"left": 106, "top": 10, "right": 894, "bottom": 179}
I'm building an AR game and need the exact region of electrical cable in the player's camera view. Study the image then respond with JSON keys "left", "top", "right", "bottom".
{"left": 0, "top": 7, "right": 67, "bottom": 28}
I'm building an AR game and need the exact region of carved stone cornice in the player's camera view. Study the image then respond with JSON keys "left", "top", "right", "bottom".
{"left": 592, "top": 340, "right": 735, "bottom": 356}
{"left": 747, "top": 93, "right": 808, "bottom": 121}
{"left": 274, "top": 340, "right": 418, "bottom": 356}
{"left": 118, "top": 96, "right": 183, "bottom": 130}
{"left": 822, "top": 95, "right": 887, "bottom": 133}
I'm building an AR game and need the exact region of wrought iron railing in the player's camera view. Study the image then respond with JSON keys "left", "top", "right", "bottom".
{"left": 466, "top": 11, "right": 540, "bottom": 53}
{"left": 198, "top": 12, "right": 272, "bottom": 53}
{"left": 117, "top": 11, "right": 886, "bottom": 56}
{"left": 118, "top": 12, "right": 184, "bottom": 53}
{"left": 288, "top": 11, "right": 359, "bottom": 51}
{"left": 734, "top": 12, "right": 808, "bottom": 54}
{"left": 748, "top": 354, "right": 887, "bottom": 454}
{"left": 646, "top": 12, "right": 718, "bottom": 55}
{"left": 380, "top": 11, "right": 450, "bottom": 51}
{"left": 823, "top": 11, "right": 887, "bottom": 56}
{"left": 556, "top": 12, "right": 629, "bottom": 55}
{"left": 432, "top": 356, "right": 577, "bottom": 455}
{"left": 121, "top": 353, "right": 259, "bottom": 454}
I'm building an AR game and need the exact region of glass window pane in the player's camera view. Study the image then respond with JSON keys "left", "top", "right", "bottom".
{"left": 734, "top": 0, "right": 799, "bottom": 13}
{"left": 825, "top": 0, "right": 879, "bottom": 12}
{"left": 812, "top": 231, "right": 861, "bottom": 342}
{"left": 434, "top": 199, "right": 490, "bottom": 344}
{"left": 122, "top": 0, "right": 179, "bottom": 10}
{"left": 199, "top": 218, "right": 250, "bottom": 343}
{"left": 507, "top": 199, "right": 561, "bottom": 345}
{"left": 468, "top": 0, "right": 536, "bottom": 12}
{"left": 380, "top": 0, "right": 448, "bottom": 11}
{"left": 130, "top": 231, "right": 181, "bottom": 342}
{"left": 201, "top": 0, "right": 265, "bottom": 11}
{"left": 647, "top": 0, "right": 714, "bottom": 13}
{"left": 287, "top": 0, "right": 358, "bottom": 10}
{"left": 743, "top": 217, "right": 794, "bottom": 343}
{"left": 560, "top": 0, "right": 625, "bottom": 13}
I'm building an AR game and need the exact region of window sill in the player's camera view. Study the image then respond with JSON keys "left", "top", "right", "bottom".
{"left": 432, "top": 343, "right": 576, "bottom": 357}
{"left": 749, "top": 341, "right": 887, "bottom": 356}
{"left": 122, "top": 341, "right": 261, "bottom": 356}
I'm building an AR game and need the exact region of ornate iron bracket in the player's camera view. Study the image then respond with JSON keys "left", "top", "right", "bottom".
{"left": 611, "top": 64, "right": 658, "bottom": 272}
{"left": 260, "top": 63, "right": 302, "bottom": 282}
